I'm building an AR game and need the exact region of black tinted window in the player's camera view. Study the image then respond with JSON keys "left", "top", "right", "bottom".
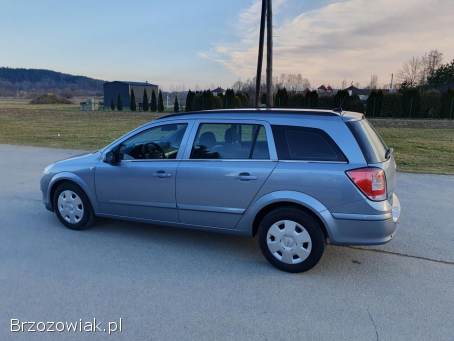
{"left": 347, "top": 119, "right": 388, "bottom": 163}
{"left": 190, "top": 123, "right": 269, "bottom": 160}
{"left": 120, "top": 123, "right": 187, "bottom": 160}
{"left": 272, "top": 125, "right": 347, "bottom": 162}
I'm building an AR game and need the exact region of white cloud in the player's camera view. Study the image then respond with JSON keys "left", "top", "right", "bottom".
{"left": 201, "top": 0, "right": 454, "bottom": 88}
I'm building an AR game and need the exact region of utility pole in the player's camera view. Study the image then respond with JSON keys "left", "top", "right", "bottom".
{"left": 255, "top": 0, "right": 273, "bottom": 108}
{"left": 255, "top": 0, "right": 267, "bottom": 107}
{"left": 266, "top": 0, "right": 273, "bottom": 108}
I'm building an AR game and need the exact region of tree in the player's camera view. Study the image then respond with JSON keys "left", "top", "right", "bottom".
{"left": 440, "top": 89, "right": 454, "bottom": 119}
{"left": 427, "top": 59, "right": 454, "bottom": 87}
{"left": 276, "top": 73, "right": 310, "bottom": 91}
{"left": 369, "top": 74, "right": 378, "bottom": 89}
{"left": 223, "top": 89, "right": 235, "bottom": 108}
{"left": 274, "top": 88, "right": 289, "bottom": 107}
{"left": 185, "top": 90, "right": 194, "bottom": 111}
{"left": 333, "top": 90, "right": 364, "bottom": 113}
{"left": 366, "top": 90, "right": 384, "bottom": 117}
{"left": 158, "top": 90, "right": 164, "bottom": 112}
{"left": 400, "top": 88, "right": 421, "bottom": 118}
{"left": 397, "top": 51, "right": 444, "bottom": 88}
{"left": 130, "top": 89, "right": 136, "bottom": 111}
{"left": 142, "top": 89, "right": 149, "bottom": 111}
{"left": 288, "top": 92, "right": 305, "bottom": 108}
{"left": 213, "top": 95, "right": 223, "bottom": 109}
{"left": 174, "top": 96, "right": 179, "bottom": 112}
{"left": 421, "top": 50, "right": 443, "bottom": 84}
{"left": 110, "top": 99, "right": 115, "bottom": 111}
{"left": 333, "top": 89, "right": 349, "bottom": 109}
{"left": 305, "top": 90, "right": 318, "bottom": 108}
{"left": 150, "top": 90, "right": 157, "bottom": 112}
{"left": 397, "top": 57, "right": 423, "bottom": 88}
{"left": 236, "top": 92, "right": 249, "bottom": 107}
{"left": 116, "top": 94, "right": 123, "bottom": 111}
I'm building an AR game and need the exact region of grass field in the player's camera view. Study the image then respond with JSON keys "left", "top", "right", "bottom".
{"left": 0, "top": 99, "right": 453, "bottom": 174}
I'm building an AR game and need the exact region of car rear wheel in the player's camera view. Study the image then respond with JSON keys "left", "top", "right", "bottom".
{"left": 53, "top": 182, "right": 94, "bottom": 230}
{"left": 258, "top": 207, "right": 325, "bottom": 273}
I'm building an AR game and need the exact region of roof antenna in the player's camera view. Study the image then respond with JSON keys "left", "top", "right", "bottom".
{"left": 333, "top": 91, "right": 347, "bottom": 113}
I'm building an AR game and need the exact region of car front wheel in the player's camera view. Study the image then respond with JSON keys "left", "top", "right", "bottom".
{"left": 53, "top": 182, "right": 94, "bottom": 230}
{"left": 258, "top": 207, "right": 325, "bottom": 273}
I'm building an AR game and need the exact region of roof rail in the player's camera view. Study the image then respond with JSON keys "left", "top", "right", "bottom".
{"left": 158, "top": 108, "right": 340, "bottom": 120}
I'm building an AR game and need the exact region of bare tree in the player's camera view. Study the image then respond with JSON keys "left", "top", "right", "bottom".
{"left": 398, "top": 50, "right": 443, "bottom": 87}
{"left": 397, "top": 57, "right": 423, "bottom": 87}
{"left": 276, "top": 73, "right": 310, "bottom": 91}
{"left": 369, "top": 74, "right": 378, "bottom": 89}
{"left": 421, "top": 50, "right": 443, "bottom": 84}
{"left": 232, "top": 80, "right": 244, "bottom": 92}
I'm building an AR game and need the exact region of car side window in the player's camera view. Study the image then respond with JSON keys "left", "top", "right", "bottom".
{"left": 190, "top": 123, "right": 270, "bottom": 160}
{"left": 272, "top": 125, "right": 347, "bottom": 162}
{"left": 120, "top": 123, "right": 187, "bottom": 160}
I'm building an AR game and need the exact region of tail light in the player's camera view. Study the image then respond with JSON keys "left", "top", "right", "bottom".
{"left": 346, "top": 167, "right": 387, "bottom": 201}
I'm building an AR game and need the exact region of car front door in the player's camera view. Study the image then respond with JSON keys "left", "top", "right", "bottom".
{"left": 95, "top": 121, "right": 190, "bottom": 223}
{"left": 176, "top": 120, "right": 277, "bottom": 229}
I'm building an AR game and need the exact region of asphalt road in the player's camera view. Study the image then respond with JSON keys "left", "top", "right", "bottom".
{"left": 1, "top": 144, "right": 453, "bottom": 341}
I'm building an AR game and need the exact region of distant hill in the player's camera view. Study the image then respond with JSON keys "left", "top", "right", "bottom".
{"left": 0, "top": 67, "right": 104, "bottom": 97}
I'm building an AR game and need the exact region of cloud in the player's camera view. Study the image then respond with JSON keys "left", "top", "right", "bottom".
{"left": 201, "top": 0, "right": 454, "bottom": 87}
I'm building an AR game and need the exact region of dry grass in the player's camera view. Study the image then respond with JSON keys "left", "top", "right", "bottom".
{"left": 1, "top": 98, "right": 453, "bottom": 174}
{"left": 377, "top": 127, "right": 454, "bottom": 174}
{"left": 0, "top": 99, "right": 162, "bottom": 149}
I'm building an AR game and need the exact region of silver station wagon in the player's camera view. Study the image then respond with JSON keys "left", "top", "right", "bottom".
{"left": 41, "top": 109, "right": 401, "bottom": 273}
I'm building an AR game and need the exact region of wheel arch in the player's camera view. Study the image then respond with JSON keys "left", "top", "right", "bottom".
{"left": 252, "top": 202, "right": 328, "bottom": 240}
{"left": 238, "top": 191, "right": 332, "bottom": 240}
{"left": 48, "top": 173, "right": 96, "bottom": 212}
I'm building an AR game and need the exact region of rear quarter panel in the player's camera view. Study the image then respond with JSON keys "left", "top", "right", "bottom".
{"left": 236, "top": 115, "right": 388, "bottom": 235}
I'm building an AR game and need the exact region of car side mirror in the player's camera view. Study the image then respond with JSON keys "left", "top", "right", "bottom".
{"left": 104, "top": 148, "right": 121, "bottom": 165}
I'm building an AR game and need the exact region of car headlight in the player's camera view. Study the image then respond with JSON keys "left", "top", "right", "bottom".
{"left": 43, "top": 164, "right": 54, "bottom": 175}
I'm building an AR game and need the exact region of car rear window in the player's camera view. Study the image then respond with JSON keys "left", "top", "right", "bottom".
{"left": 347, "top": 119, "right": 388, "bottom": 163}
{"left": 272, "top": 125, "right": 347, "bottom": 162}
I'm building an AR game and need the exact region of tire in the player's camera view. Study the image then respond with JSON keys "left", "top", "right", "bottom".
{"left": 53, "top": 182, "right": 95, "bottom": 230}
{"left": 258, "top": 207, "right": 325, "bottom": 273}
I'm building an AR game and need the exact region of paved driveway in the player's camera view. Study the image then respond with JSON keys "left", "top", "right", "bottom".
{"left": 1, "top": 144, "right": 453, "bottom": 340}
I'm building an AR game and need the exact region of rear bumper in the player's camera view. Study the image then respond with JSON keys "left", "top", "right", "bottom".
{"left": 325, "top": 193, "right": 401, "bottom": 245}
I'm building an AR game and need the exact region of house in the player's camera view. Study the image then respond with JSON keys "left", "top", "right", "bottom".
{"left": 212, "top": 87, "right": 225, "bottom": 96}
{"left": 317, "top": 85, "right": 334, "bottom": 96}
{"left": 345, "top": 85, "right": 370, "bottom": 101}
{"left": 317, "top": 85, "right": 327, "bottom": 93}
{"left": 80, "top": 97, "right": 100, "bottom": 111}
{"left": 104, "top": 81, "right": 159, "bottom": 110}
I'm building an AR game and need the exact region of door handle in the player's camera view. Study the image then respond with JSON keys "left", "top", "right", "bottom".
{"left": 154, "top": 170, "right": 172, "bottom": 178}
{"left": 237, "top": 172, "right": 257, "bottom": 181}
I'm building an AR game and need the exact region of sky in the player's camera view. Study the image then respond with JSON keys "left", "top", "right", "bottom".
{"left": 1, "top": 0, "right": 453, "bottom": 90}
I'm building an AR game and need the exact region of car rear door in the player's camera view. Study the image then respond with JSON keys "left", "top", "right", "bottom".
{"left": 176, "top": 120, "right": 277, "bottom": 229}
{"left": 346, "top": 118, "right": 396, "bottom": 199}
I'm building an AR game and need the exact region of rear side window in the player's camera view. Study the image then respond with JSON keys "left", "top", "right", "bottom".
{"left": 272, "top": 125, "right": 347, "bottom": 162}
{"left": 347, "top": 119, "right": 388, "bottom": 163}
{"left": 190, "top": 123, "right": 270, "bottom": 160}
